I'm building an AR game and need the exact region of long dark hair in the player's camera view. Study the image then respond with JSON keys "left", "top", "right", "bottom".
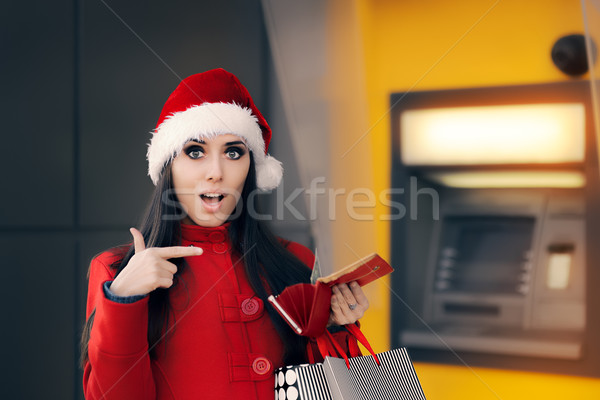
{"left": 80, "top": 153, "right": 311, "bottom": 366}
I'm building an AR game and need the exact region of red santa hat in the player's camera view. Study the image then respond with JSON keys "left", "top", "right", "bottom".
{"left": 147, "top": 68, "right": 283, "bottom": 191}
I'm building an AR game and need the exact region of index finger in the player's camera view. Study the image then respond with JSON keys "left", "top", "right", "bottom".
{"left": 153, "top": 246, "right": 204, "bottom": 259}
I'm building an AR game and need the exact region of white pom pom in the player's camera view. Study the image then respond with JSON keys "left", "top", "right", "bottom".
{"left": 256, "top": 155, "right": 283, "bottom": 191}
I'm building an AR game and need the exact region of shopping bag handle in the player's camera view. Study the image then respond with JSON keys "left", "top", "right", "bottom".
{"left": 314, "top": 324, "right": 380, "bottom": 369}
{"left": 316, "top": 331, "right": 351, "bottom": 368}
{"left": 345, "top": 323, "right": 380, "bottom": 366}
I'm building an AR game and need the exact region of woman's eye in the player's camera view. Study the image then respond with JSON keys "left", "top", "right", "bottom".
{"left": 185, "top": 146, "right": 204, "bottom": 159}
{"left": 226, "top": 147, "right": 245, "bottom": 160}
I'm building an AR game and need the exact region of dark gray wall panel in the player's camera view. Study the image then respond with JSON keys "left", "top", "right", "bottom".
{"left": 0, "top": 233, "right": 75, "bottom": 399}
{"left": 0, "top": 1, "right": 74, "bottom": 227}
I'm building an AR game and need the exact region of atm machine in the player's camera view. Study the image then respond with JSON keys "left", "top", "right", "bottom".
{"left": 390, "top": 81, "right": 600, "bottom": 376}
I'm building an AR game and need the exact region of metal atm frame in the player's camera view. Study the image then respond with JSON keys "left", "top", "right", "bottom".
{"left": 390, "top": 81, "right": 600, "bottom": 377}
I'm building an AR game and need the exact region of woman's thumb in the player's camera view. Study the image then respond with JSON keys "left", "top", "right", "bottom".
{"left": 130, "top": 227, "right": 146, "bottom": 253}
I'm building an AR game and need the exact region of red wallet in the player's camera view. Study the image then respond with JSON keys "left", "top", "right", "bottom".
{"left": 268, "top": 253, "right": 393, "bottom": 338}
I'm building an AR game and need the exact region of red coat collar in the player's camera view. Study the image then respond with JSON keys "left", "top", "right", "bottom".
{"left": 180, "top": 222, "right": 231, "bottom": 245}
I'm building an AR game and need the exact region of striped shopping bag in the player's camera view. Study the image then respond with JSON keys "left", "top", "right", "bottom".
{"left": 274, "top": 347, "right": 426, "bottom": 400}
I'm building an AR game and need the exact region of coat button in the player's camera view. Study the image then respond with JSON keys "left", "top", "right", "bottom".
{"left": 252, "top": 357, "right": 271, "bottom": 375}
{"left": 241, "top": 298, "right": 260, "bottom": 316}
{"left": 208, "top": 231, "right": 225, "bottom": 243}
{"left": 212, "top": 242, "right": 229, "bottom": 254}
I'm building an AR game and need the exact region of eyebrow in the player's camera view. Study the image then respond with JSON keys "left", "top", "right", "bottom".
{"left": 187, "top": 139, "right": 247, "bottom": 147}
{"left": 225, "top": 140, "right": 246, "bottom": 146}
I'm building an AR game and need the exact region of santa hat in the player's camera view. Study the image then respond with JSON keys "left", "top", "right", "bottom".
{"left": 147, "top": 68, "right": 283, "bottom": 191}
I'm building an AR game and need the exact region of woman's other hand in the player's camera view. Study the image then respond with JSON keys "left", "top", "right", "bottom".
{"left": 328, "top": 281, "right": 369, "bottom": 326}
{"left": 110, "top": 228, "right": 203, "bottom": 297}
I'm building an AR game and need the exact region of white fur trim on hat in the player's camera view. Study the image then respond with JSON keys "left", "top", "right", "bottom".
{"left": 147, "top": 102, "right": 283, "bottom": 190}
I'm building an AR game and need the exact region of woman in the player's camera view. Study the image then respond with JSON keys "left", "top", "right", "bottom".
{"left": 80, "top": 68, "right": 369, "bottom": 400}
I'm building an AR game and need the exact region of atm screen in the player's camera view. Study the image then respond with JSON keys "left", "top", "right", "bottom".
{"left": 435, "top": 216, "right": 535, "bottom": 295}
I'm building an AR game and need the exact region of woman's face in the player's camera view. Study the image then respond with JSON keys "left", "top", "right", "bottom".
{"left": 171, "top": 134, "right": 251, "bottom": 227}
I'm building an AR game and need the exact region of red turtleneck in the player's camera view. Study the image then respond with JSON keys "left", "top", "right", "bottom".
{"left": 83, "top": 224, "right": 355, "bottom": 400}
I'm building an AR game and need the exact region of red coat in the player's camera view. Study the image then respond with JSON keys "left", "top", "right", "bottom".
{"left": 83, "top": 223, "right": 355, "bottom": 399}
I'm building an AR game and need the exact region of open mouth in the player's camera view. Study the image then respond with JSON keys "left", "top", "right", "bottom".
{"left": 200, "top": 193, "right": 225, "bottom": 204}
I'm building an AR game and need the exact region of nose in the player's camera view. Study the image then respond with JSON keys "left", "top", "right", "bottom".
{"left": 206, "top": 156, "right": 223, "bottom": 182}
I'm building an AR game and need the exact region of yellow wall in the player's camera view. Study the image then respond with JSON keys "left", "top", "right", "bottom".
{"left": 327, "top": 0, "right": 387, "bottom": 358}
{"left": 328, "top": 0, "right": 600, "bottom": 398}
{"left": 415, "top": 362, "right": 600, "bottom": 400}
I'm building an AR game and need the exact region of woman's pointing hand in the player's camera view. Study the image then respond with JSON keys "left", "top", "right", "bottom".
{"left": 110, "top": 228, "right": 203, "bottom": 297}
